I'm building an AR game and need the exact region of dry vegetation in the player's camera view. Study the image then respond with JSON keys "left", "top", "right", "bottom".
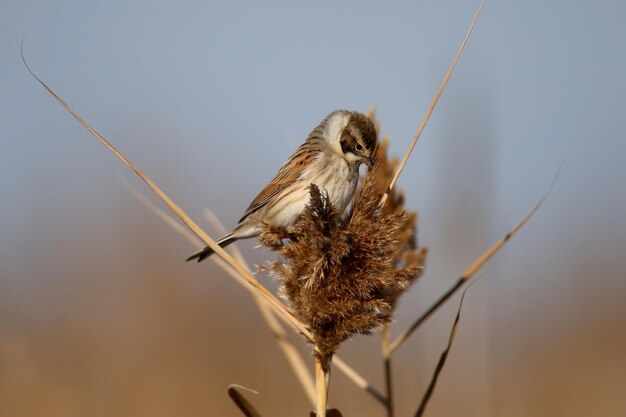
{"left": 23, "top": 1, "right": 555, "bottom": 416}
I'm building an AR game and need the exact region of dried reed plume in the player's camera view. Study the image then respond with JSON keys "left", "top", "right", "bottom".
{"left": 261, "top": 138, "right": 426, "bottom": 364}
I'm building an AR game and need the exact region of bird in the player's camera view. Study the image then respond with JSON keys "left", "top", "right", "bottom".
{"left": 186, "top": 109, "right": 377, "bottom": 262}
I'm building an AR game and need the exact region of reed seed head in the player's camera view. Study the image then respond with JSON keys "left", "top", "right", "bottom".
{"left": 261, "top": 121, "right": 426, "bottom": 362}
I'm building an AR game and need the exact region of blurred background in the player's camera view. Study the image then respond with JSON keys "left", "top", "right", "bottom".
{"left": 1, "top": 0, "right": 625, "bottom": 416}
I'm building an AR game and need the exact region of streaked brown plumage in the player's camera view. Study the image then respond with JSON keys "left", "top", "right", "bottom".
{"left": 187, "top": 110, "right": 377, "bottom": 262}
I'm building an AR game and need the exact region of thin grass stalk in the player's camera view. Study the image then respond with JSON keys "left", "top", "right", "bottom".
{"left": 333, "top": 357, "right": 387, "bottom": 406}
{"left": 379, "top": 0, "right": 485, "bottom": 209}
{"left": 123, "top": 181, "right": 317, "bottom": 404}
{"left": 388, "top": 171, "right": 558, "bottom": 354}
{"left": 202, "top": 210, "right": 317, "bottom": 406}
{"left": 123, "top": 199, "right": 292, "bottom": 413}
{"left": 22, "top": 50, "right": 312, "bottom": 341}
{"left": 413, "top": 279, "right": 478, "bottom": 417}
{"left": 381, "top": 325, "right": 394, "bottom": 417}
{"left": 388, "top": 279, "right": 463, "bottom": 355}
{"left": 254, "top": 303, "right": 317, "bottom": 405}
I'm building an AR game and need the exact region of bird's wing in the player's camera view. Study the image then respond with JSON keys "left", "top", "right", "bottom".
{"left": 239, "top": 144, "right": 321, "bottom": 223}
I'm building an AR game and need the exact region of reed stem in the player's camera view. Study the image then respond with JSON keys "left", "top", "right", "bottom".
{"left": 315, "top": 354, "right": 331, "bottom": 417}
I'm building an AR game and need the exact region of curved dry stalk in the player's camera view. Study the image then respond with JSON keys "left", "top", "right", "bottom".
{"left": 22, "top": 50, "right": 311, "bottom": 341}
{"left": 333, "top": 357, "right": 387, "bottom": 406}
{"left": 202, "top": 209, "right": 317, "bottom": 406}
{"left": 120, "top": 179, "right": 317, "bottom": 406}
{"left": 379, "top": 0, "right": 485, "bottom": 209}
{"left": 413, "top": 279, "right": 479, "bottom": 417}
{"left": 388, "top": 171, "right": 558, "bottom": 354}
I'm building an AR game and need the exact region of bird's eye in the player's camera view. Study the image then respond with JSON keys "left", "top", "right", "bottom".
{"left": 356, "top": 144, "right": 363, "bottom": 151}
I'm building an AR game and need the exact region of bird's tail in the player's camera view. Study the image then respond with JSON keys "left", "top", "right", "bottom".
{"left": 185, "top": 234, "right": 238, "bottom": 263}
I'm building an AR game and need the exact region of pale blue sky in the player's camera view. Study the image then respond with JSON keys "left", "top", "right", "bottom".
{"left": 1, "top": 1, "right": 625, "bottom": 416}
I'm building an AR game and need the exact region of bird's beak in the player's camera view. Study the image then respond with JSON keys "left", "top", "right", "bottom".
{"left": 363, "top": 156, "right": 373, "bottom": 169}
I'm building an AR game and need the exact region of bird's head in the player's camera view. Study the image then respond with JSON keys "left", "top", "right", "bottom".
{"left": 322, "top": 110, "right": 377, "bottom": 168}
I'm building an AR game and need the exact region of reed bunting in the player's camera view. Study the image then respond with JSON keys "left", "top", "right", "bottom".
{"left": 187, "top": 110, "right": 377, "bottom": 262}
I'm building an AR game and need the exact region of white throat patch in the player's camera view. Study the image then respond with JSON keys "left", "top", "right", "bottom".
{"left": 324, "top": 112, "right": 350, "bottom": 155}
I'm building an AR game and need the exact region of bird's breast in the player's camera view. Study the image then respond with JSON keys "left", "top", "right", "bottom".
{"left": 260, "top": 154, "right": 359, "bottom": 229}
{"left": 305, "top": 154, "right": 359, "bottom": 213}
